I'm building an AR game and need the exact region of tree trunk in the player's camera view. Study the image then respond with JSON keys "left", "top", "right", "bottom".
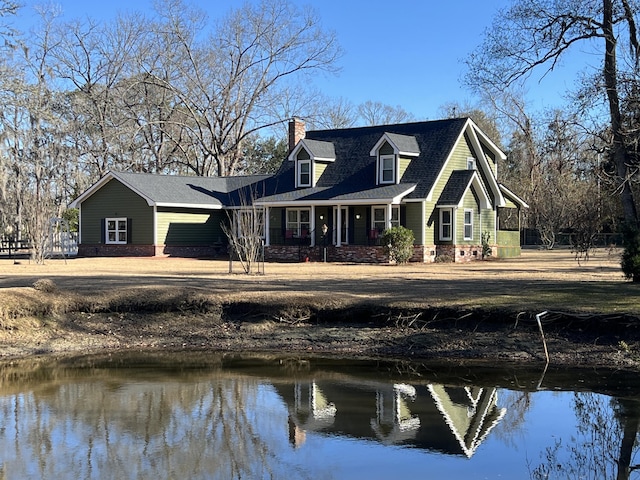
{"left": 603, "top": 0, "right": 639, "bottom": 226}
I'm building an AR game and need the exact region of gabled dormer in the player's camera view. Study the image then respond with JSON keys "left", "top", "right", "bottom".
{"left": 288, "top": 139, "right": 336, "bottom": 188}
{"left": 369, "top": 132, "right": 420, "bottom": 185}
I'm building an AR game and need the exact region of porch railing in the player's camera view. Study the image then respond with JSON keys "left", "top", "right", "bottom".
{"left": 268, "top": 227, "right": 384, "bottom": 246}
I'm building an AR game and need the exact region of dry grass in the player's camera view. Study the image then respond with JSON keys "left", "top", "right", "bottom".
{"left": 0, "top": 247, "right": 632, "bottom": 317}
{"left": 0, "top": 247, "right": 639, "bottom": 366}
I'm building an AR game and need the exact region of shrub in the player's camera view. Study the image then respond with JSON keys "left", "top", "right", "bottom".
{"left": 381, "top": 226, "right": 415, "bottom": 264}
{"left": 621, "top": 224, "right": 640, "bottom": 282}
{"left": 481, "top": 231, "right": 492, "bottom": 259}
{"left": 32, "top": 278, "right": 56, "bottom": 293}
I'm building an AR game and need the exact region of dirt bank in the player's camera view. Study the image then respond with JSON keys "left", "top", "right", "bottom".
{"left": 1, "top": 249, "right": 639, "bottom": 368}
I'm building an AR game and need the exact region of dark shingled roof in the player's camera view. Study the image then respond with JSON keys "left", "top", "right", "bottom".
{"left": 299, "top": 139, "right": 336, "bottom": 160}
{"left": 384, "top": 132, "right": 420, "bottom": 155}
{"left": 270, "top": 118, "right": 468, "bottom": 202}
{"left": 436, "top": 170, "right": 476, "bottom": 206}
{"left": 107, "top": 171, "right": 271, "bottom": 207}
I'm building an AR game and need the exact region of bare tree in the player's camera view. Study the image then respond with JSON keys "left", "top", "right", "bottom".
{"left": 142, "top": 0, "right": 341, "bottom": 177}
{"left": 221, "top": 189, "right": 265, "bottom": 274}
{"left": 465, "top": 0, "right": 640, "bottom": 226}
{"left": 357, "top": 100, "right": 415, "bottom": 126}
{"left": 0, "top": 5, "right": 71, "bottom": 262}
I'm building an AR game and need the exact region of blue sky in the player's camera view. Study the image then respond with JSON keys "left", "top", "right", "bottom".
{"left": 15, "top": 0, "right": 590, "bottom": 120}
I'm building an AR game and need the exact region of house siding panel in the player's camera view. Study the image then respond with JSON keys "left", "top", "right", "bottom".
{"left": 81, "top": 178, "right": 153, "bottom": 245}
{"left": 404, "top": 202, "right": 423, "bottom": 245}
{"left": 156, "top": 208, "right": 225, "bottom": 246}
{"left": 379, "top": 142, "right": 394, "bottom": 155}
{"left": 314, "top": 162, "right": 328, "bottom": 184}
{"left": 456, "top": 190, "right": 480, "bottom": 244}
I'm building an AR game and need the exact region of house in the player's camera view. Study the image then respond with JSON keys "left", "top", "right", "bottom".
{"left": 70, "top": 117, "right": 527, "bottom": 262}
{"left": 69, "top": 172, "right": 271, "bottom": 257}
{"left": 259, "top": 117, "right": 527, "bottom": 262}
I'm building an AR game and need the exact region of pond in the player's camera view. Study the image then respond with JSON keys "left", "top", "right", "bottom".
{"left": 1, "top": 352, "right": 640, "bottom": 480}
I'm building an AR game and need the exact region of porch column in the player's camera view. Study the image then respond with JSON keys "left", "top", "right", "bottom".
{"left": 386, "top": 203, "right": 393, "bottom": 230}
{"left": 264, "top": 206, "right": 270, "bottom": 246}
{"left": 336, "top": 205, "right": 342, "bottom": 247}
{"left": 310, "top": 205, "right": 316, "bottom": 247}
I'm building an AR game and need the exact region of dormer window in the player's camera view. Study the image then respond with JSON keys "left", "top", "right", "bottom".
{"left": 298, "top": 160, "right": 311, "bottom": 187}
{"left": 467, "top": 157, "right": 476, "bottom": 170}
{"left": 379, "top": 155, "right": 395, "bottom": 184}
{"left": 370, "top": 132, "right": 420, "bottom": 186}
{"left": 288, "top": 139, "right": 336, "bottom": 188}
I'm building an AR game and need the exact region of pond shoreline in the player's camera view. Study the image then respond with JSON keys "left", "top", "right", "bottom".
{"left": 1, "top": 251, "right": 638, "bottom": 370}
{"left": 2, "top": 297, "right": 640, "bottom": 371}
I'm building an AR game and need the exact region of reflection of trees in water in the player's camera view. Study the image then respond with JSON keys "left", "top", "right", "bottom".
{"left": 491, "top": 391, "right": 531, "bottom": 448}
{"left": 532, "top": 393, "right": 640, "bottom": 480}
{"left": 0, "top": 377, "right": 300, "bottom": 480}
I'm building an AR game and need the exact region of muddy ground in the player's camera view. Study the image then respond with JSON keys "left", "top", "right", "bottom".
{"left": 1, "top": 248, "right": 639, "bottom": 370}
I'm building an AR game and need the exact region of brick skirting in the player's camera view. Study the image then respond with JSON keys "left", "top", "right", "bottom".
{"left": 78, "top": 244, "right": 222, "bottom": 258}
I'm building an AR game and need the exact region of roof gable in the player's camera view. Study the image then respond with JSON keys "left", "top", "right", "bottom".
{"left": 437, "top": 170, "right": 491, "bottom": 209}
{"left": 288, "top": 139, "right": 336, "bottom": 162}
{"left": 70, "top": 171, "right": 271, "bottom": 209}
{"left": 280, "top": 118, "right": 470, "bottom": 200}
{"left": 369, "top": 132, "right": 420, "bottom": 157}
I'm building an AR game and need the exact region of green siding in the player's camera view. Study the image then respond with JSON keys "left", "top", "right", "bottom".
{"left": 425, "top": 199, "right": 438, "bottom": 244}
{"left": 429, "top": 136, "right": 475, "bottom": 205}
{"left": 456, "top": 190, "right": 479, "bottom": 244}
{"left": 497, "top": 230, "right": 520, "bottom": 247}
{"left": 480, "top": 140, "right": 498, "bottom": 176}
{"left": 399, "top": 157, "right": 412, "bottom": 180}
{"left": 296, "top": 149, "right": 310, "bottom": 160}
{"left": 404, "top": 202, "right": 423, "bottom": 244}
{"left": 481, "top": 208, "right": 496, "bottom": 242}
{"left": 80, "top": 179, "right": 153, "bottom": 244}
{"left": 314, "top": 162, "right": 328, "bottom": 184}
{"left": 156, "top": 208, "right": 225, "bottom": 246}
{"left": 504, "top": 198, "right": 518, "bottom": 209}
{"left": 379, "top": 142, "right": 394, "bottom": 155}
{"left": 269, "top": 207, "right": 284, "bottom": 244}
{"left": 352, "top": 206, "right": 368, "bottom": 244}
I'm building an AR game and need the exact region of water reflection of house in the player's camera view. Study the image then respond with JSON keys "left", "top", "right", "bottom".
{"left": 428, "top": 384, "right": 507, "bottom": 458}
{"left": 288, "top": 381, "right": 337, "bottom": 448}
{"left": 276, "top": 380, "right": 506, "bottom": 457}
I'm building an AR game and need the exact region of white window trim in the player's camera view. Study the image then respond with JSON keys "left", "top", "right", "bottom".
{"left": 378, "top": 154, "right": 396, "bottom": 184}
{"left": 286, "top": 208, "right": 311, "bottom": 237}
{"left": 371, "top": 205, "right": 400, "bottom": 233}
{"left": 467, "top": 157, "right": 476, "bottom": 170}
{"left": 464, "top": 209, "right": 474, "bottom": 240}
{"left": 297, "top": 159, "right": 312, "bottom": 187}
{"left": 439, "top": 209, "right": 452, "bottom": 241}
{"left": 105, "top": 217, "right": 127, "bottom": 244}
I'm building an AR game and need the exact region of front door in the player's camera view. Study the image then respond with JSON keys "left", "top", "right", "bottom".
{"left": 333, "top": 207, "right": 348, "bottom": 244}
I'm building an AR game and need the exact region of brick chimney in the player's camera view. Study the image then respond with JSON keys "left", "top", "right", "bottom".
{"left": 288, "top": 117, "right": 305, "bottom": 153}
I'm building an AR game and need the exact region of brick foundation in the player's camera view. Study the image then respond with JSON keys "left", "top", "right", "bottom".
{"left": 265, "top": 245, "right": 389, "bottom": 263}
{"left": 78, "top": 244, "right": 156, "bottom": 257}
{"left": 436, "top": 244, "right": 483, "bottom": 262}
{"left": 78, "top": 244, "right": 223, "bottom": 258}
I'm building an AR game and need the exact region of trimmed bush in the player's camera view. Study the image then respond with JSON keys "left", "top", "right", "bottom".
{"left": 381, "top": 226, "right": 415, "bottom": 264}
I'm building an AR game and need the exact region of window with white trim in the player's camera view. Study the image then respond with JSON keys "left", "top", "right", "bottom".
{"left": 297, "top": 160, "right": 311, "bottom": 187}
{"left": 379, "top": 155, "right": 395, "bottom": 184}
{"left": 439, "top": 209, "right": 452, "bottom": 241}
{"left": 105, "top": 217, "right": 127, "bottom": 244}
{"left": 372, "top": 206, "right": 400, "bottom": 233}
{"left": 467, "top": 157, "right": 476, "bottom": 170}
{"left": 464, "top": 209, "right": 473, "bottom": 240}
{"left": 286, "top": 208, "right": 310, "bottom": 237}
